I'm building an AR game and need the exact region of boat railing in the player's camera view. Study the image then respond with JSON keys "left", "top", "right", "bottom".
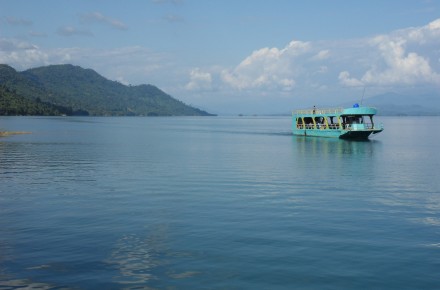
{"left": 296, "top": 124, "right": 341, "bottom": 130}
{"left": 294, "top": 107, "right": 344, "bottom": 115}
{"left": 295, "top": 122, "right": 382, "bottom": 131}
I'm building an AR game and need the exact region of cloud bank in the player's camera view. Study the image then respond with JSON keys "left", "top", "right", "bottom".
{"left": 1, "top": 18, "right": 439, "bottom": 112}
{"left": 339, "top": 19, "right": 440, "bottom": 87}
{"left": 186, "top": 18, "right": 440, "bottom": 97}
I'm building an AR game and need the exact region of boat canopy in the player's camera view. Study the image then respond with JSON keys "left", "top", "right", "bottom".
{"left": 342, "top": 107, "right": 377, "bottom": 116}
{"left": 294, "top": 106, "right": 378, "bottom": 117}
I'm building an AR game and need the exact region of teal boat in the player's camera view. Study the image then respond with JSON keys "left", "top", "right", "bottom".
{"left": 292, "top": 104, "right": 384, "bottom": 140}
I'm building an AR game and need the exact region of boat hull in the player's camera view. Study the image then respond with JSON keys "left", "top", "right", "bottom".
{"left": 293, "top": 129, "right": 342, "bottom": 138}
{"left": 340, "top": 130, "right": 374, "bottom": 140}
{"left": 292, "top": 128, "right": 382, "bottom": 140}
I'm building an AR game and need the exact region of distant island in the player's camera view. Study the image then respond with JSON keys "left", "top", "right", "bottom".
{"left": 360, "top": 93, "right": 440, "bottom": 116}
{"left": 0, "top": 64, "right": 214, "bottom": 116}
{"left": 318, "top": 93, "right": 440, "bottom": 117}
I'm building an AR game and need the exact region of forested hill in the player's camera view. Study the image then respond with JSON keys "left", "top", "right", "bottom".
{"left": 0, "top": 64, "right": 213, "bottom": 116}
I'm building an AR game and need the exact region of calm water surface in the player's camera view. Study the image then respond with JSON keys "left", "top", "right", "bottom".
{"left": 0, "top": 116, "right": 439, "bottom": 289}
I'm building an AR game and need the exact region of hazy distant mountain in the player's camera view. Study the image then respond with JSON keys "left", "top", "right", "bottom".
{"left": 0, "top": 64, "right": 214, "bottom": 116}
{"left": 354, "top": 92, "right": 440, "bottom": 116}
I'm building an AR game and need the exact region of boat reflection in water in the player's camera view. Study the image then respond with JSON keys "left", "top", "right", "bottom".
{"left": 292, "top": 135, "right": 382, "bottom": 183}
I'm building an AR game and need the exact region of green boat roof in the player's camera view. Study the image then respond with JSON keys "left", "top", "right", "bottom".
{"left": 342, "top": 107, "right": 377, "bottom": 115}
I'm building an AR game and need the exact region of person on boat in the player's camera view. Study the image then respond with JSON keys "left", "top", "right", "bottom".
{"left": 312, "top": 106, "right": 316, "bottom": 114}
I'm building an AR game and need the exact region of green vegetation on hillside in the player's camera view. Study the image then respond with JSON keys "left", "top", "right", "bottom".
{"left": 0, "top": 85, "right": 76, "bottom": 116}
{"left": 0, "top": 64, "right": 213, "bottom": 116}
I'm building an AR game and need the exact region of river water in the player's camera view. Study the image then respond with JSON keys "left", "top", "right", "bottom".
{"left": 0, "top": 116, "right": 439, "bottom": 289}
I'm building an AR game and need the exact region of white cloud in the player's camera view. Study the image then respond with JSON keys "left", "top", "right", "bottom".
{"left": 338, "top": 71, "right": 363, "bottom": 87}
{"left": 339, "top": 18, "right": 440, "bottom": 87}
{"left": 0, "top": 39, "right": 36, "bottom": 51}
{"left": 80, "top": 12, "right": 128, "bottom": 30}
{"left": 220, "top": 40, "right": 309, "bottom": 91}
{"left": 185, "top": 68, "right": 212, "bottom": 90}
{"left": 313, "top": 50, "right": 330, "bottom": 60}
{"left": 404, "top": 18, "right": 440, "bottom": 44}
{"left": 0, "top": 40, "right": 171, "bottom": 85}
{"left": 0, "top": 39, "right": 49, "bottom": 68}
{"left": 57, "top": 26, "right": 93, "bottom": 37}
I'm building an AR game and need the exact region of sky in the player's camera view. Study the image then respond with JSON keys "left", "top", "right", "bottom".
{"left": 1, "top": 0, "right": 440, "bottom": 114}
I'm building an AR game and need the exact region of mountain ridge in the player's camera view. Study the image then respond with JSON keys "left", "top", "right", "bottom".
{"left": 0, "top": 64, "right": 214, "bottom": 116}
{"left": 357, "top": 92, "right": 440, "bottom": 116}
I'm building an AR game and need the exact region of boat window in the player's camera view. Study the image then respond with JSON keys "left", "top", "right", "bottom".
{"left": 326, "top": 116, "right": 339, "bottom": 129}
{"left": 303, "top": 117, "right": 314, "bottom": 129}
{"left": 345, "top": 116, "right": 363, "bottom": 124}
{"left": 296, "top": 117, "right": 304, "bottom": 129}
{"left": 303, "top": 117, "right": 313, "bottom": 124}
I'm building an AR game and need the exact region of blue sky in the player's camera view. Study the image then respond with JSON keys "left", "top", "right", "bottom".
{"left": 1, "top": 0, "right": 440, "bottom": 114}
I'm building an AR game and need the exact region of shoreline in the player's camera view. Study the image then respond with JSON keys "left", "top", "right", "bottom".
{"left": 0, "top": 131, "right": 32, "bottom": 137}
